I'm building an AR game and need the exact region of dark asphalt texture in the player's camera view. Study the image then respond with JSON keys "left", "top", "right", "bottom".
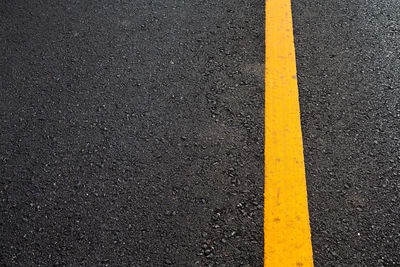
{"left": 2, "top": 0, "right": 400, "bottom": 266}
{"left": 293, "top": 0, "right": 400, "bottom": 266}
{"left": 1, "top": 0, "right": 264, "bottom": 266}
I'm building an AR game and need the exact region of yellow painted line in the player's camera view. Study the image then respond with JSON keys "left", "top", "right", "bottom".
{"left": 264, "top": 0, "right": 314, "bottom": 266}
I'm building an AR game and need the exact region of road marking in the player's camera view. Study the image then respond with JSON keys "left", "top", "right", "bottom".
{"left": 264, "top": 0, "right": 314, "bottom": 266}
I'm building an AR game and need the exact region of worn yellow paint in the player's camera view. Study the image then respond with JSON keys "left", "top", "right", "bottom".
{"left": 264, "top": 0, "right": 314, "bottom": 266}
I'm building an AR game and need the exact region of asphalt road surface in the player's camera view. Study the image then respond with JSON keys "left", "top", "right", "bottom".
{"left": 1, "top": 0, "right": 399, "bottom": 266}
{"left": 294, "top": 0, "right": 400, "bottom": 265}
{"left": 1, "top": 0, "right": 264, "bottom": 266}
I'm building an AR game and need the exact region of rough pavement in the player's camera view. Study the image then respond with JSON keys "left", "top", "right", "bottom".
{"left": 2, "top": 0, "right": 400, "bottom": 266}
{"left": 1, "top": 0, "right": 264, "bottom": 266}
{"left": 293, "top": 0, "right": 400, "bottom": 266}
